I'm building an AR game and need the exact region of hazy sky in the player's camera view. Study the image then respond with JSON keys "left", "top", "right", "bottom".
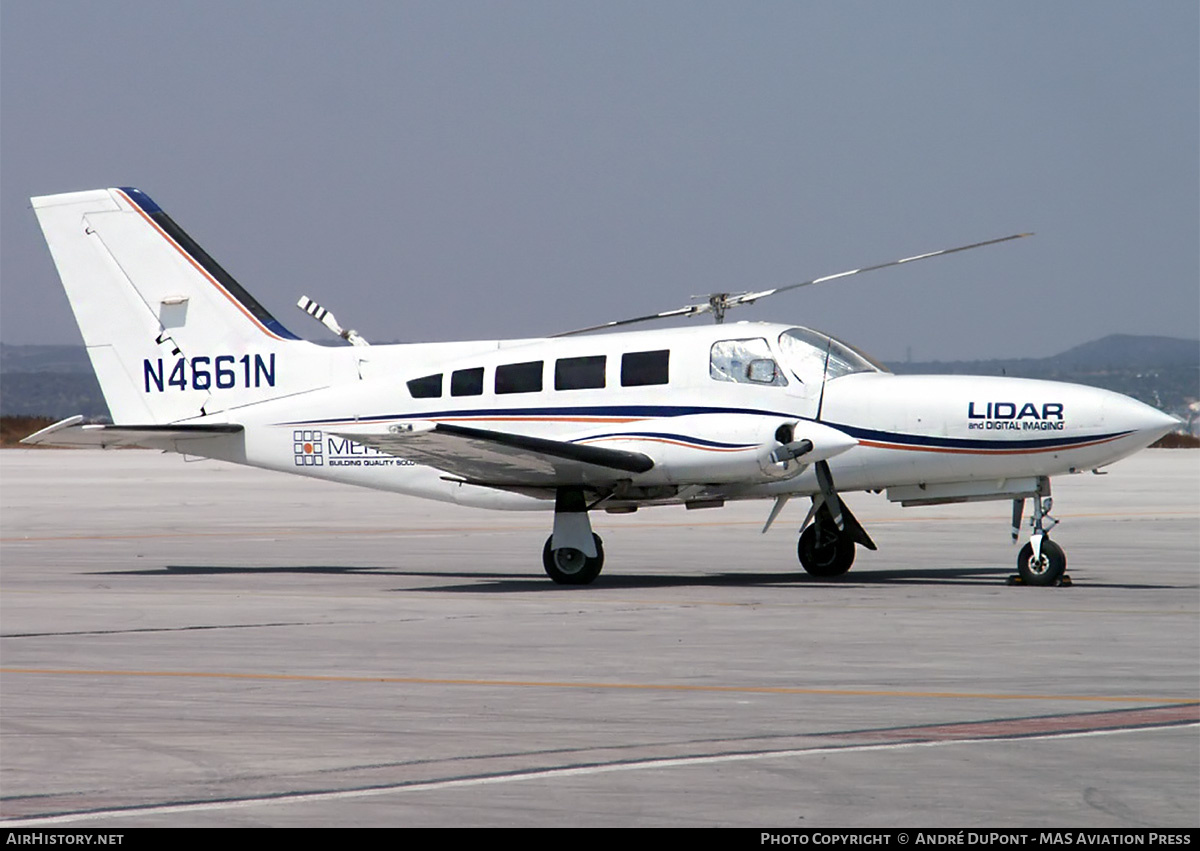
{"left": 2, "top": 1, "right": 1196, "bottom": 361}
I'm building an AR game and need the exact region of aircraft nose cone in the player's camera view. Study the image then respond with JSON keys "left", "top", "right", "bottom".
{"left": 1113, "top": 394, "right": 1180, "bottom": 446}
{"left": 1142, "top": 407, "right": 1181, "bottom": 441}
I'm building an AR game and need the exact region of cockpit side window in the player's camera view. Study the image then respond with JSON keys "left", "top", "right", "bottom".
{"left": 710, "top": 338, "right": 787, "bottom": 387}
{"left": 777, "top": 328, "right": 884, "bottom": 385}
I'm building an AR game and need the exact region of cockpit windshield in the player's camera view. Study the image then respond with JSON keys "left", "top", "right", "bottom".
{"left": 777, "top": 327, "right": 887, "bottom": 386}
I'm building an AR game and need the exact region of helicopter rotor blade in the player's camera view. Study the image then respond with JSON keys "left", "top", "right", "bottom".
{"left": 726, "top": 232, "right": 1033, "bottom": 308}
{"left": 551, "top": 303, "right": 712, "bottom": 337}
{"left": 552, "top": 232, "right": 1032, "bottom": 336}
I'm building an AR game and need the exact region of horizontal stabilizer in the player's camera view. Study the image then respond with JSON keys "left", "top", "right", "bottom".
{"left": 22, "top": 415, "right": 242, "bottom": 450}
{"left": 332, "top": 422, "right": 654, "bottom": 488}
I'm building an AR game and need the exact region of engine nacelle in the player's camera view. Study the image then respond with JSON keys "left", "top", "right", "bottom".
{"left": 572, "top": 415, "right": 857, "bottom": 486}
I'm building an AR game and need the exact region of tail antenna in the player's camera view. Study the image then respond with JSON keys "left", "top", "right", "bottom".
{"left": 815, "top": 337, "right": 833, "bottom": 422}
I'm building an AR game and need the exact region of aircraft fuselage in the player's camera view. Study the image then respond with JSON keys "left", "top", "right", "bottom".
{"left": 175, "top": 322, "right": 1175, "bottom": 513}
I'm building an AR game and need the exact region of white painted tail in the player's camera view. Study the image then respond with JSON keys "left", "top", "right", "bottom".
{"left": 32, "top": 188, "right": 340, "bottom": 424}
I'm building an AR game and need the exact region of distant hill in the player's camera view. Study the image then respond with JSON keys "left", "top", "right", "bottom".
{"left": 0, "top": 372, "right": 107, "bottom": 419}
{"left": 887, "top": 334, "right": 1199, "bottom": 374}
{"left": 0, "top": 343, "right": 93, "bottom": 374}
{"left": 1, "top": 335, "right": 1196, "bottom": 430}
{"left": 0, "top": 344, "right": 107, "bottom": 418}
{"left": 885, "top": 334, "right": 1198, "bottom": 427}
{"left": 1050, "top": 335, "right": 1199, "bottom": 370}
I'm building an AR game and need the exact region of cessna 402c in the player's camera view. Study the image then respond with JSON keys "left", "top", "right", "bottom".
{"left": 25, "top": 188, "right": 1179, "bottom": 586}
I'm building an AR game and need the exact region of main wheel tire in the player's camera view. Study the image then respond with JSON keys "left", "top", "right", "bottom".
{"left": 542, "top": 534, "right": 605, "bottom": 585}
{"left": 1017, "top": 538, "right": 1066, "bottom": 586}
{"left": 798, "top": 524, "right": 856, "bottom": 578}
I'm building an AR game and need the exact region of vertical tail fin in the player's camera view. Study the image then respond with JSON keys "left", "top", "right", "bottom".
{"left": 32, "top": 188, "right": 334, "bottom": 423}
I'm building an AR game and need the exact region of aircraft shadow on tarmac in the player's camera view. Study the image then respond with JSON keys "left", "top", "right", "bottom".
{"left": 90, "top": 562, "right": 1187, "bottom": 592}
{"left": 417, "top": 568, "right": 1188, "bottom": 593}
{"left": 102, "top": 563, "right": 1006, "bottom": 587}
{"left": 418, "top": 566, "right": 1016, "bottom": 592}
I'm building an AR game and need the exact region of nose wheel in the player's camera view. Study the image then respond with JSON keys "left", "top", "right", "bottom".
{"left": 543, "top": 534, "right": 605, "bottom": 585}
{"left": 1011, "top": 482, "right": 1069, "bottom": 586}
{"left": 1016, "top": 537, "right": 1066, "bottom": 586}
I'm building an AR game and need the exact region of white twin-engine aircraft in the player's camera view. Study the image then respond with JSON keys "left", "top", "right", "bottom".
{"left": 25, "top": 188, "right": 1178, "bottom": 586}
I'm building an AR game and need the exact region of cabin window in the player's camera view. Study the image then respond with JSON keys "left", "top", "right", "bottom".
{"left": 621, "top": 350, "right": 670, "bottom": 386}
{"left": 450, "top": 366, "right": 484, "bottom": 396}
{"left": 495, "top": 361, "right": 543, "bottom": 394}
{"left": 710, "top": 339, "right": 787, "bottom": 386}
{"left": 555, "top": 355, "right": 606, "bottom": 390}
{"left": 407, "top": 373, "right": 443, "bottom": 398}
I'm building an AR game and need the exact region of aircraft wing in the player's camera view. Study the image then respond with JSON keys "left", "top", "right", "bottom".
{"left": 21, "top": 415, "right": 243, "bottom": 450}
{"left": 331, "top": 422, "right": 654, "bottom": 488}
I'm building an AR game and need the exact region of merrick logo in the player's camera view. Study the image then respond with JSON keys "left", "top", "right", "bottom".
{"left": 293, "top": 430, "right": 324, "bottom": 465}
{"left": 326, "top": 435, "right": 415, "bottom": 467}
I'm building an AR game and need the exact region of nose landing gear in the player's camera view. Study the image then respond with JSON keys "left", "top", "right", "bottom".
{"left": 1011, "top": 480, "right": 1069, "bottom": 586}
{"left": 1016, "top": 536, "right": 1066, "bottom": 586}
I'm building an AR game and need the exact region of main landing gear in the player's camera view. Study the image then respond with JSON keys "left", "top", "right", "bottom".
{"left": 797, "top": 520, "right": 855, "bottom": 577}
{"left": 542, "top": 487, "right": 605, "bottom": 585}
{"left": 795, "top": 463, "right": 877, "bottom": 579}
{"left": 796, "top": 502, "right": 875, "bottom": 578}
{"left": 543, "top": 533, "right": 605, "bottom": 585}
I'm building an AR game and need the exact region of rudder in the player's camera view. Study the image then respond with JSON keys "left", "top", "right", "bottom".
{"left": 32, "top": 188, "right": 335, "bottom": 423}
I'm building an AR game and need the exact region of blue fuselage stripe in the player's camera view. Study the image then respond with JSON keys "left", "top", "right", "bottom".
{"left": 574, "top": 431, "right": 757, "bottom": 449}
{"left": 281, "top": 404, "right": 1129, "bottom": 454}
{"left": 828, "top": 422, "right": 1131, "bottom": 451}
